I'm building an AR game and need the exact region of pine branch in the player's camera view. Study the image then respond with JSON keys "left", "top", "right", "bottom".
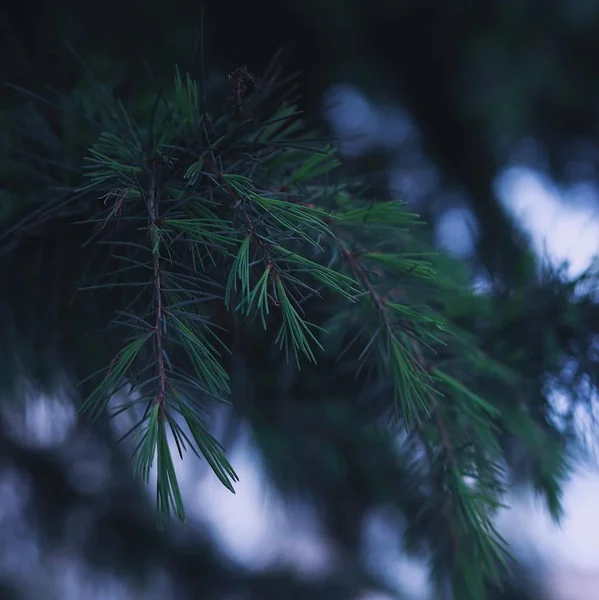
{"left": 2, "top": 57, "right": 578, "bottom": 599}
{"left": 333, "top": 220, "right": 510, "bottom": 598}
{"left": 336, "top": 238, "right": 432, "bottom": 424}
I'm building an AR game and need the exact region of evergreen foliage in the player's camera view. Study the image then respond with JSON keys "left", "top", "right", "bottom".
{"left": 1, "top": 51, "right": 597, "bottom": 600}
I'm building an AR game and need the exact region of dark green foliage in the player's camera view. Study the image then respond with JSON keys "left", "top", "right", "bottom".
{"left": 2, "top": 53, "right": 598, "bottom": 600}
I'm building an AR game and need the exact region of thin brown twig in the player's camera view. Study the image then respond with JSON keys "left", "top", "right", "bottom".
{"left": 338, "top": 235, "right": 462, "bottom": 555}
{"left": 147, "top": 165, "right": 168, "bottom": 417}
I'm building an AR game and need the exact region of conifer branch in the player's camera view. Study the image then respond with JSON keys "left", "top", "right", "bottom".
{"left": 336, "top": 237, "right": 431, "bottom": 422}
{"left": 335, "top": 229, "right": 508, "bottom": 596}
{"left": 3, "top": 59, "right": 576, "bottom": 597}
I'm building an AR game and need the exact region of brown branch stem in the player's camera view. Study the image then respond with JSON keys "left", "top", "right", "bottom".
{"left": 147, "top": 167, "right": 168, "bottom": 416}
{"left": 338, "top": 236, "right": 461, "bottom": 554}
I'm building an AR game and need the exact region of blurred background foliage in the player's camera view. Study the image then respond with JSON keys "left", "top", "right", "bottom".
{"left": 2, "top": 1, "right": 599, "bottom": 598}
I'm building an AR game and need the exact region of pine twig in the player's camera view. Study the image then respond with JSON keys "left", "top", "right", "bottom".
{"left": 146, "top": 164, "right": 168, "bottom": 417}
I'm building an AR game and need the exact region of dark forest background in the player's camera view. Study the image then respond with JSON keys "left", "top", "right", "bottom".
{"left": 2, "top": 1, "right": 599, "bottom": 599}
